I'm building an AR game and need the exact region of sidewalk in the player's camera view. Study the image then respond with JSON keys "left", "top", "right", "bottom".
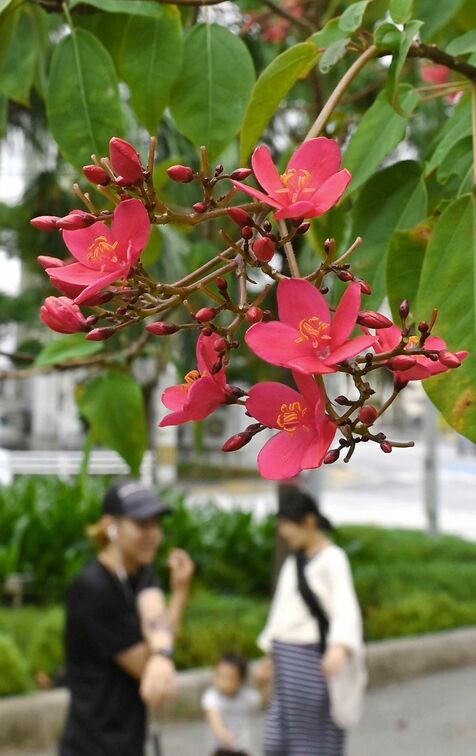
{"left": 2, "top": 666, "right": 475, "bottom": 756}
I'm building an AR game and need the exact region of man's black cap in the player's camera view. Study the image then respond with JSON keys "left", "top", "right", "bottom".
{"left": 277, "top": 485, "right": 333, "bottom": 530}
{"left": 103, "top": 479, "right": 172, "bottom": 521}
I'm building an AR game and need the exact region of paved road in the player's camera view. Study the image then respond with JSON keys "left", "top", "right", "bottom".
{"left": 2, "top": 666, "right": 475, "bottom": 755}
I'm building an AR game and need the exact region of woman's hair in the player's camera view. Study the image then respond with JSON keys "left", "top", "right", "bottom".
{"left": 217, "top": 652, "right": 248, "bottom": 681}
{"left": 277, "top": 485, "right": 334, "bottom": 531}
{"left": 86, "top": 517, "right": 110, "bottom": 550}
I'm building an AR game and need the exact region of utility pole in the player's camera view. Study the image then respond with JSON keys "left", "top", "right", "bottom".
{"left": 424, "top": 397, "right": 439, "bottom": 535}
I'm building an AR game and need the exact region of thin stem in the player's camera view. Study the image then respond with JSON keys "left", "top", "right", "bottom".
{"left": 472, "top": 84, "right": 476, "bottom": 189}
{"left": 261, "top": 0, "right": 314, "bottom": 32}
{"left": 333, "top": 236, "right": 363, "bottom": 266}
{"left": 147, "top": 137, "right": 157, "bottom": 175}
{"left": 278, "top": 219, "right": 300, "bottom": 278}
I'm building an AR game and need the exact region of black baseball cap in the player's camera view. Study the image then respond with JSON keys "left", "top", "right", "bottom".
{"left": 277, "top": 485, "right": 333, "bottom": 530}
{"left": 103, "top": 479, "right": 172, "bottom": 521}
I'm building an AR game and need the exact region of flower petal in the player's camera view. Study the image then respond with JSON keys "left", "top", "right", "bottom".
{"left": 246, "top": 382, "right": 308, "bottom": 429}
{"left": 160, "top": 376, "right": 223, "bottom": 426}
{"left": 251, "top": 145, "right": 283, "bottom": 195}
{"left": 46, "top": 261, "right": 105, "bottom": 288}
{"left": 63, "top": 221, "right": 111, "bottom": 268}
{"left": 292, "top": 371, "right": 324, "bottom": 411}
{"left": 257, "top": 429, "right": 310, "bottom": 480}
{"left": 274, "top": 201, "right": 317, "bottom": 220}
{"left": 310, "top": 169, "right": 351, "bottom": 214}
{"left": 277, "top": 278, "right": 330, "bottom": 329}
{"left": 326, "top": 334, "right": 377, "bottom": 365}
{"left": 245, "top": 321, "right": 311, "bottom": 367}
{"left": 287, "top": 138, "right": 342, "bottom": 186}
{"left": 287, "top": 354, "right": 337, "bottom": 375}
{"left": 196, "top": 333, "right": 226, "bottom": 389}
{"left": 161, "top": 385, "right": 187, "bottom": 412}
{"left": 331, "top": 282, "right": 361, "bottom": 349}
{"left": 231, "top": 180, "right": 282, "bottom": 208}
{"left": 111, "top": 199, "right": 150, "bottom": 258}
{"left": 376, "top": 325, "right": 401, "bottom": 353}
{"left": 73, "top": 269, "right": 123, "bottom": 305}
{"left": 300, "top": 417, "right": 336, "bottom": 470}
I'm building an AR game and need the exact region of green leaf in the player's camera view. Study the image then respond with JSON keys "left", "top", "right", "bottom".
{"left": 119, "top": 8, "right": 183, "bottom": 133}
{"left": 386, "top": 223, "right": 430, "bottom": 321}
{"left": 68, "top": 0, "right": 166, "bottom": 17}
{"left": 425, "top": 96, "right": 471, "bottom": 176}
{"left": 374, "top": 22, "right": 402, "bottom": 50}
{"left": 0, "top": 0, "right": 20, "bottom": 72}
{"left": 389, "top": 0, "right": 414, "bottom": 24}
{"left": 338, "top": 1, "right": 371, "bottom": 32}
{"left": 0, "top": 6, "right": 39, "bottom": 105}
{"left": 436, "top": 136, "right": 472, "bottom": 186}
{"left": 318, "top": 38, "right": 350, "bottom": 74}
{"left": 0, "top": 0, "right": 12, "bottom": 12}
{"left": 34, "top": 334, "right": 103, "bottom": 368}
{"left": 170, "top": 24, "right": 255, "bottom": 160}
{"left": 446, "top": 30, "right": 476, "bottom": 56}
{"left": 46, "top": 28, "right": 124, "bottom": 170}
{"left": 416, "top": 194, "right": 476, "bottom": 441}
{"left": 310, "top": 18, "right": 348, "bottom": 48}
{"left": 387, "top": 20, "right": 423, "bottom": 115}
{"left": 350, "top": 161, "right": 428, "bottom": 309}
{"left": 415, "top": 0, "right": 466, "bottom": 40}
{"left": 0, "top": 95, "right": 6, "bottom": 138}
{"left": 343, "top": 85, "right": 419, "bottom": 194}
{"left": 76, "top": 370, "right": 148, "bottom": 476}
{"left": 240, "top": 42, "right": 318, "bottom": 163}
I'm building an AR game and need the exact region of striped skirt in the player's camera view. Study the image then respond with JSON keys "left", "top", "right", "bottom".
{"left": 264, "top": 641, "right": 345, "bottom": 756}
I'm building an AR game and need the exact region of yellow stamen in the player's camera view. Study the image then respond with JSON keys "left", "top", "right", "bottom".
{"left": 87, "top": 236, "right": 119, "bottom": 263}
{"left": 276, "top": 168, "right": 316, "bottom": 203}
{"left": 181, "top": 369, "right": 201, "bottom": 393}
{"left": 295, "top": 317, "right": 331, "bottom": 349}
{"left": 277, "top": 401, "right": 307, "bottom": 432}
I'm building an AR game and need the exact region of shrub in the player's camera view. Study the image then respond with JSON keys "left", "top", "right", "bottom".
{"left": 27, "top": 608, "right": 64, "bottom": 680}
{"left": 0, "top": 634, "right": 31, "bottom": 696}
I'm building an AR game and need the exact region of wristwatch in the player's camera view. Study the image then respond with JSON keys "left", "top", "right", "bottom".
{"left": 150, "top": 647, "right": 174, "bottom": 659}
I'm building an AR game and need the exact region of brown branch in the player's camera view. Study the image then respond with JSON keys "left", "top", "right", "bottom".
{"left": 407, "top": 42, "right": 476, "bottom": 81}
{"left": 260, "top": 0, "right": 315, "bottom": 32}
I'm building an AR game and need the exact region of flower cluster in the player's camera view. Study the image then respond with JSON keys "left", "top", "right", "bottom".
{"left": 32, "top": 136, "right": 468, "bottom": 480}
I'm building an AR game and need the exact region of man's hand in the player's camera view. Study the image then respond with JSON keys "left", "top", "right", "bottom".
{"left": 139, "top": 655, "right": 176, "bottom": 710}
{"left": 322, "top": 644, "right": 349, "bottom": 679}
{"left": 167, "top": 549, "right": 195, "bottom": 592}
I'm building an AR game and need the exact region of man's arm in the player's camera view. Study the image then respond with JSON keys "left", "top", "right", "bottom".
{"left": 166, "top": 549, "right": 195, "bottom": 635}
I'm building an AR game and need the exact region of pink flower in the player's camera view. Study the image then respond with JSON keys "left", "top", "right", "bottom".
{"left": 245, "top": 278, "right": 376, "bottom": 375}
{"left": 420, "top": 64, "right": 450, "bottom": 85}
{"left": 373, "top": 325, "right": 468, "bottom": 382}
{"left": 159, "top": 333, "right": 230, "bottom": 427}
{"left": 43, "top": 199, "right": 150, "bottom": 306}
{"left": 232, "top": 138, "right": 351, "bottom": 220}
{"left": 246, "top": 372, "right": 336, "bottom": 480}
{"left": 40, "top": 296, "right": 87, "bottom": 334}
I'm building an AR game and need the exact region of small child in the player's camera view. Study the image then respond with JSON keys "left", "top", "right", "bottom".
{"left": 201, "top": 653, "right": 264, "bottom": 756}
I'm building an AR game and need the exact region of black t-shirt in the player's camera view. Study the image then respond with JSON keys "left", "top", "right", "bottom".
{"left": 59, "top": 559, "right": 159, "bottom": 756}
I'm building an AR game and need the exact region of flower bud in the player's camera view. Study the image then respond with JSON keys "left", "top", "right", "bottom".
{"left": 195, "top": 307, "right": 217, "bottom": 323}
{"left": 296, "top": 222, "right": 311, "bottom": 235}
{"left": 82, "top": 164, "right": 109, "bottom": 185}
{"left": 393, "top": 376, "right": 409, "bottom": 391}
{"left": 418, "top": 321, "right": 429, "bottom": 333}
{"left": 337, "top": 270, "right": 353, "bottom": 282}
{"left": 214, "top": 337, "right": 227, "bottom": 353}
{"left": 56, "top": 211, "right": 97, "bottom": 230}
{"left": 227, "top": 207, "right": 252, "bottom": 226}
{"left": 357, "top": 279, "right": 372, "bottom": 295}
{"left": 109, "top": 137, "right": 143, "bottom": 185}
{"left": 335, "top": 395, "right": 352, "bottom": 406}
{"left": 399, "top": 299, "right": 410, "bottom": 319}
{"left": 222, "top": 432, "right": 252, "bottom": 452}
{"left": 30, "top": 215, "right": 60, "bottom": 231}
{"left": 230, "top": 168, "right": 253, "bottom": 180}
{"left": 438, "top": 350, "right": 461, "bottom": 369}
{"left": 357, "top": 311, "right": 393, "bottom": 329}
{"left": 40, "top": 296, "right": 87, "bottom": 335}
{"left": 215, "top": 164, "right": 224, "bottom": 176}
{"left": 225, "top": 384, "right": 247, "bottom": 399}
{"left": 202, "top": 326, "right": 212, "bottom": 336}
{"left": 389, "top": 355, "right": 416, "bottom": 371}
{"left": 193, "top": 202, "right": 208, "bottom": 214}
{"left": 167, "top": 164, "right": 193, "bottom": 183}
{"left": 216, "top": 277, "right": 228, "bottom": 295}
{"left": 380, "top": 441, "right": 392, "bottom": 454}
{"left": 241, "top": 225, "right": 254, "bottom": 240}
{"left": 37, "top": 255, "right": 64, "bottom": 270}
{"left": 358, "top": 405, "right": 378, "bottom": 426}
{"left": 324, "top": 449, "right": 340, "bottom": 464}
{"left": 211, "top": 358, "right": 223, "bottom": 374}
{"left": 86, "top": 315, "right": 98, "bottom": 327}
{"left": 246, "top": 306, "right": 263, "bottom": 324}
{"left": 146, "top": 322, "right": 179, "bottom": 336}
{"left": 252, "top": 237, "right": 275, "bottom": 262}
{"left": 86, "top": 327, "right": 116, "bottom": 341}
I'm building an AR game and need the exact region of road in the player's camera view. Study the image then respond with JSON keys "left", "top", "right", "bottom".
{"left": 2, "top": 666, "right": 475, "bottom": 755}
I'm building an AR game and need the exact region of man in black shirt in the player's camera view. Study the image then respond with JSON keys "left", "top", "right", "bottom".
{"left": 60, "top": 480, "right": 194, "bottom": 756}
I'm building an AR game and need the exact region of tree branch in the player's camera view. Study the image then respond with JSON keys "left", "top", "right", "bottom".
{"left": 260, "top": 0, "right": 315, "bottom": 32}
{"left": 407, "top": 42, "right": 476, "bottom": 81}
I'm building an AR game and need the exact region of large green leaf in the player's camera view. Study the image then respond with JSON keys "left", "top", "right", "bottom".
{"left": 415, "top": 0, "right": 466, "bottom": 40}
{"left": 170, "top": 24, "right": 255, "bottom": 160}
{"left": 386, "top": 20, "right": 423, "bottom": 115}
{"left": 338, "top": 1, "right": 371, "bottom": 32}
{"left": 34, "top": 334, "right": 103, "bottom": 368}
{"left": 386, "top": 224, "right": 430, "bottom": 321}
{"left": 76, "top": 371, "right": 148, "bottom": 476}
{"left": 68, "top": 0, "right": 166, "bottom": 17}
{"left": 0, "top": 6, "right": 39, "bottom": 105}
{"left": 0, "top": 1, "right": 13, "bottom": 12}
{"left": 446, "top": 30, "right": 476, "bottom": 56}
{"left": 120, "top": 8, "right": 183, "bottom": 133}
{"left": 240, "top": 42, "right": 318, "bottom": 163}
{"left": 425, "top": 96, "right": 472, "bottom": 176}
{"left": 389, "top": 0, "right": 414, "bottom": 24}
{"left": 343, "top": 86, "right": 419, "bottom": 194}
{"left": 350, "top": 161, "right": 428, "bottom": 309}
{"left": 46, "top": 28, "right": 124, "bottom": 169}
{"left": 310, "top": 18, "right": 349, "bottom": 48}
{"left": 0, "top": 0, "right": 20, "bottom": 72}
{"left": 416, "top": 195, "right": 476, "bottom": 441}
{"left": 318, "top": 38, "right": 350, "bottom": 74}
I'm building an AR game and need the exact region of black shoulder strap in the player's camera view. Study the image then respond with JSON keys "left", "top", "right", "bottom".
{"left": 295, "top": 551, "right": 329, "bottom": 653}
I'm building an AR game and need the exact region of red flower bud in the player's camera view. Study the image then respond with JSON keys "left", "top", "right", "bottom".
{"left": 40, "top": 296, "right": 87, "bottom": 335}
{"left": 389, "top": 355, "right": 417, "bottom": 371}
{"left": 394, "top": 376, "right": 409, "bottom": 391}
{"left": 230, "top": 168, "right": 253, "bottom": 180}
{"left": 358, "top": 405, "right": 378, "bottom": 425}
{"left": 37, "top": 255, "right": 64, "bottom": 270}
{"left": 146, "top": 322, "right": 179, "bottom": 336}
{"left": 296, "top": 222, "right": 311, "bottom": 235}
{"left": 246, "top": 306, "right": 263, "bottom": 324}
{"left": 399, "top": 299, "right": 410, "bottom": 319}
{"left": 216, "top": 277, "right": 228, "bottom": 295}
{"left": 222, "top": 432, "right": 253, "bottom": 452}
{"left": 227, "top": 207, "right": 252, "bottom": 226}
{"left": 193, "top": 202, "right": 207, "bottom": 214}
{"left": 56, "top": 211, "right": 97, "bottom": 230}
{"left": 337, "top": 270, "right": 353, "bottom": 282}
{"left": 418, "top": 321, "right": 429, "bottom": 333}
{"left": 241, "top": 225, "right": 253, "bottom": 240}
{"left": 30, "top": 215, "right": 60, "bottom": 231}
{"left": 214, "top": 337, "right": 227, "bottom": 353}
{"left": 438, "top": 350, "right": 461, "bottom": 369}
{"left": 167, "top": 164, "right": 194, "bottom": 183}
{"left": 357, "top": 279, "right": 372, "bottom": 295}
{"left": 82, "top": 164, "right": 109, "bottom": 185}
{"left": 109, "top": 137, "right": 143, "bottom": 185}
{"left": 357, "top": 311, "right": 393, "bottom": 329}
{"left": 86, "top": 315, "right": 98, "bottom": 326}
{"left": 195, "top": 307, "right": 217, "bottom": 323}
{"left": 225, "top": 384, "right": 247, "bottom": 399}
{"left": 252, "top": 237, "right": 275, "bottom": 262}
{"left": 380, "top": 441, "right": 392, "bottom": 453}
{"left": 324, "top": 449, "right": 340, "bottom": 464}
{"left": 335, "top": 395, "right": 352, "bottom": 406}
{"left": 86, "top": 327, "right": 116, "bottom": 341}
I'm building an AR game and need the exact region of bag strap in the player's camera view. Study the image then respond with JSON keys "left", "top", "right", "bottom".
{"left": 295, "top": 551, "right": 329, "bottom": 654}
